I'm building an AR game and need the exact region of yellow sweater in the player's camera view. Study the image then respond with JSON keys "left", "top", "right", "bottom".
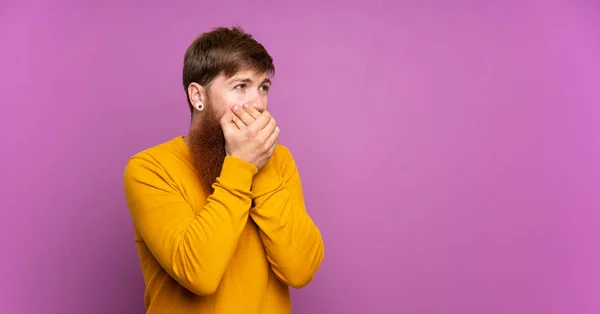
{"left": 123, "top": 136, "right": 324, "bottom": 314}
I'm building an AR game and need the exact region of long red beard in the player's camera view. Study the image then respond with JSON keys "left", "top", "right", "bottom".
{"left": 188, "top": 104, "right": 226, "bottom": 195}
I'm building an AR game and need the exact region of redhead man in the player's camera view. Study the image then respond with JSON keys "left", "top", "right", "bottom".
{"left": 123, "top": 26, "right": 324, "bottom": 314}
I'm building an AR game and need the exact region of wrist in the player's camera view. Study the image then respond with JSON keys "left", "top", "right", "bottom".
{"left": 251, "top": 160, "right": 283, "bottom": 199}
{"left": 219, "top": 156, "right": 259, "bottom": 188}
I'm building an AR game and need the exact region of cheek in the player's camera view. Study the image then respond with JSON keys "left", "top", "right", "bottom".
{"left": 209, "top": 96, "right": 236, "bottom": 118}
{"left": 223, "top": 94, "right": 245, "bottom": 109}
{"left": 212, "top": 107, "right": 225, "bottom": 119}
{"left": 220, "top": 92, "right": 266, "bottom": 111}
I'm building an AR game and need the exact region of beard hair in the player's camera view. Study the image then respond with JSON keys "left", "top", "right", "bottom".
{"left": 188, "top": 99, "right": 226, "bottom": 195}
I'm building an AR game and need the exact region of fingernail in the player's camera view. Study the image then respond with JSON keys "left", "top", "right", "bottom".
{"left": 233, "top": 105, "right": 239, "bottom": 111}
{"left": 242, "top": 103, "right": 248, "bottom": 108}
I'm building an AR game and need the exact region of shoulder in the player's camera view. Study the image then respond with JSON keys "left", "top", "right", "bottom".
{"left": 123, "top": 136, "right": 186, "bottom": 182}
{"left": 274, "top": 143, "right": 291, "bottom": 157}
{"left": 270, "top": 144, "right": 301, "bottom": 176}
{"left": 272, "top": 143, "right": 295, "bottom": 164}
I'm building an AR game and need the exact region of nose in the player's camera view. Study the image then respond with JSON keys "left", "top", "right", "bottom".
{"left": 249, "top": 98, "right": 265, "bottom": 112}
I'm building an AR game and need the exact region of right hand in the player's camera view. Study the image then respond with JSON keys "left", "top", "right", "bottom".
{"left": 220, "top": 105, "right": 280, "bottom": 170}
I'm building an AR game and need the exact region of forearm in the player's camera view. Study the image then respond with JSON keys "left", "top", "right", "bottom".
{"left": 250, "top": 158, "right": 324, "bottom": 288}
{"left": 160, "top": 179, "right": 252, "bottom": 295}
{"left": 125, "top": 156, "right": 257, "bottom": 295}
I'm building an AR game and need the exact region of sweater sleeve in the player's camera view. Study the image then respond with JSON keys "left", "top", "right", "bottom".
{"left": 249, "top": 147, "right": 325, "bottom": 288}
{"left": 123, "top": 155, "right": 257, "bottom": 296}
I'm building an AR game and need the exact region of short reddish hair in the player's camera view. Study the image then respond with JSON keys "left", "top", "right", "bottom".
{"left": 182, "top": 26, "right": 275, "bottom": 113}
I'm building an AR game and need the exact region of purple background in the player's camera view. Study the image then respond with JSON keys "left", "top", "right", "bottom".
{"left": 1, "top": 0, "right": 599, "bottom": 313}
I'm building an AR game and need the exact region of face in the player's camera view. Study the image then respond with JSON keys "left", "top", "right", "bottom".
{"left": 205, "top": 68, "right": 272, "bottom": 117}
{"left": 186, "top": 68, "right": 272, "bottom": 193}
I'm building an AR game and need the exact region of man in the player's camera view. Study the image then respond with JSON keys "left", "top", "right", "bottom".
{"left": 123, "top": 26, "right": 324, "bottom": 314}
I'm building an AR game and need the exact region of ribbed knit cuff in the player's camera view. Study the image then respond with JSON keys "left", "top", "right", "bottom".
{"left": 216, "top": 156, "right": 259, "bottom": 193}
{"left": 251, "top": 161, "right": 284, "bottom": 199}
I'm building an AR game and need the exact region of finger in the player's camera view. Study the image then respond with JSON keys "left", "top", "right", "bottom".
{"left": 249, "top": 110, "right": 272, "bottom": 131}
{"left": 231, "top": 112, "right": 246, "bottom": 129}
{"left": 266, "top": 126, "right": 280, "bottom": 150}
{"left": 260, "top": 115, "right": 277, "bottom": 136}
{"left": 243, "top": 103, "right": 261, "bottom": 120}
{"left": 233, "top": 104, "right": 255, "bottom": 126}
{"left": 220, "top": 111, "right": 238, "bottom": 136}
{"left": 220, "top": 110, "right": 234, "bottom": 128}
{"left": 266, "top": 142, "right": 277, "bottom": 158}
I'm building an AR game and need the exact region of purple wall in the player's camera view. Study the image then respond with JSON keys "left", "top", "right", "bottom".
{"left": 2, "top": 0, "right": 599, "bottom": 313}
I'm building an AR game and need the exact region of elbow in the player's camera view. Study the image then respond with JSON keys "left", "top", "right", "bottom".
{"left": 181, "top": 272, "right": 222, "bottom": 296}
{"left": 172, "top": 254, "right": 224, "bottom": 296}
{"left": 281, "top": 261, "right": 321, "bottom": 289}
{"left": 280, "top": 248, "right": 325, "bottom": 289}
{"left": 188, "top": 283, "right": 219, "bottom": 296}
{"left": 171, "top": 235, "right": 228, "bottom": 296}
{"left": 284, "top": 272, "right": 315, "bottom": 289}
{"left": 271, "top": 261, "right": 317, "bottom": 288}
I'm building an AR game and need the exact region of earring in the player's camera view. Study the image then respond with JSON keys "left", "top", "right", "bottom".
{"left": 195, "top": 102, "right": 204, "bottom": 111}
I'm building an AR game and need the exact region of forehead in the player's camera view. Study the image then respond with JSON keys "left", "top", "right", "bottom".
{"left": 217, "top": 68, "right": 271, "bottom": 85}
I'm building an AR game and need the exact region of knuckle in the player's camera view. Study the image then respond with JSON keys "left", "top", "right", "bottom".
{"left": 242, "top": 129, "right": 251, "bottom": 139}
{"left": 245, "top": 127, "right": 257, "bottom": 137}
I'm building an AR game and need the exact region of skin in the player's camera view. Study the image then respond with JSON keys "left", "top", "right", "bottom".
{"left": 185, "top": 68, "right": 280, "bottom": 171}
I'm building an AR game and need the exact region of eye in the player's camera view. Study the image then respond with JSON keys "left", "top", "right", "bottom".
{"left": 234, "top": 84, "right": 247, "bottom": 90}
{"left": 260, "top": 85, "right": 270, "bottom": 92}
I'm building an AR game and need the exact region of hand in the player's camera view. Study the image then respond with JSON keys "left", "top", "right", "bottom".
{"left": 220, "top": 104, "right": 280, "bottom": 170}
{"left": 230, "top": 103, "right": 261, "bottom": 128}
{"left": 231, "top": 104, "right": 280, "bottom": 160}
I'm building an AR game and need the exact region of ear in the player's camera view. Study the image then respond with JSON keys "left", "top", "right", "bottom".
{"left": 187, "top": 82, "right": 207, "bottom": 109}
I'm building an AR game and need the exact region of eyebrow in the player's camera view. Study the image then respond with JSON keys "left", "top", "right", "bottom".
{"left": 229, "top": 77, "right": 272, "bottom": 85}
